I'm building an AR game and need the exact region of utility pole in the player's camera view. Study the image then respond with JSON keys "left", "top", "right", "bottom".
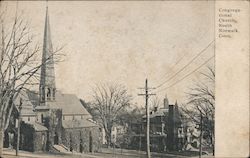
{"left": 16, "top": 98, "right": 22, "bottom": 156}
{"left": 138, "top": 79, "right": 155, "bottom": 158}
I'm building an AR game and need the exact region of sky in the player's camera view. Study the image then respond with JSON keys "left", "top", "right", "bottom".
{"left": 2, "top": 1, "right": 215, "bottom": 108}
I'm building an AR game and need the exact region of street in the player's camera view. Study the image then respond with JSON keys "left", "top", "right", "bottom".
{"left": 2, "top": 148, "right": 211, "bottom": 158}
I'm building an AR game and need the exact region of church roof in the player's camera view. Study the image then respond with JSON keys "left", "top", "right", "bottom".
{"left": 15, "top": 90, "right": 91, "bottom": 117}
{"left": 54, "top": 92, "right": 92, "bottom": 116}
{"left": 62, "top": 119, "right": 98, "bottom": 129}
{"left": 28, "top": 122, "right": 48, "bottom": 131}
{"left": 14, "top": 90, "right": 36, "bottom": 116}
{"left": 41, "top": 91, "right": 92, "bottom": 116}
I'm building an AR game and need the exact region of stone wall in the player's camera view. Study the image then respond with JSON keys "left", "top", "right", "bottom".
{"left": 44, "top": 108, "right": 62, "bottom": 150}
{"left": 62, "top": 126, "right": 101, "bottom": 153}
{"left": 33, "top": 131, "right": 47, "bottom": 151}
{"left": 20, "top": 122, "right": 35, "bottom": 152}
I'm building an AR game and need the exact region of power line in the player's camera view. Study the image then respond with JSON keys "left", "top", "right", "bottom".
{"left": 156, "top": 40, "right": 214, "bottom": 89}
{"left": 155, "top": 55, "right": 214, "bottom": 93}
{"left": 157, "top": 53, "right": 186, "bottom": 83}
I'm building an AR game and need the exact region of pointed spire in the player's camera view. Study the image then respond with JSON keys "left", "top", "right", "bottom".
{"left": 165, "top": 93, "right": 168, "bottom": 99}
{"left": 39, "top": 4, "right": 56, "bottom": 104}
{"left": 164, "top": 93, "right": 169, "bottom": 109}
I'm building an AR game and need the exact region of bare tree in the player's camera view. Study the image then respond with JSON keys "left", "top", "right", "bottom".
{"left": 91, "top": 83, "right": 132, "bottom": 147}
{"left": 180, "top": 66, "right": 215, "bottom": 155}
{"left": 0, "top": 4, "right": 62, "bottom": 156}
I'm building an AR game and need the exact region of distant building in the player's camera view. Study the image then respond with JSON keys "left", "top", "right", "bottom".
{"left": 101, "top": 124, "right": 127, "bottom": 146}
{"left": 130, "top": 96, "right": 189, "bottom": 152}
{"left": 4, "top": 6, "right": 101, "bottom": 153}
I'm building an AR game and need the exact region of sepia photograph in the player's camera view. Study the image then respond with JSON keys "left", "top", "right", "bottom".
{"left": 0, "top": 0, "right": 221, "bottom": 158}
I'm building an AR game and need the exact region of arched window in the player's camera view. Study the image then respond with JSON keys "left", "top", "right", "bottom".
{"left": 41, "top": 87, "right": 45, "bottom": 101}
{"left": 41, "top": 114, "right": 44, "bottom": 123}
{"left": 47, "top": 88, "right": 51, "bottom": 100}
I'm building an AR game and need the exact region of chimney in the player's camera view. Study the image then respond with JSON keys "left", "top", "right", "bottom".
{"left": 167, "top": 104, "right": 175, "bottom": 150}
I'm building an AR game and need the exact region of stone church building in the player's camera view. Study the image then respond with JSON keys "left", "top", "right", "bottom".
{"left": 4, "top": 6, "right": 101, "bottom": 153}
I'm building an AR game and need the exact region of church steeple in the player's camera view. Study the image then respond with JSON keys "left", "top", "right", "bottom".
{"left": 39, "top": 5, "right": 56, "bottom": 104}
{"left": 163, "top": 94, "right": 169, "bottom": 109}
{"left": 175, "top": 100, "right": 178, "bottom": 106}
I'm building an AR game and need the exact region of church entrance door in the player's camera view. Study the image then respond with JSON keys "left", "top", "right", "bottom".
{"left": 54, "top": 133, "right": 59, "bottom": 145}
{"left": 80, "top": 139, "right": 83, "bottom": 153}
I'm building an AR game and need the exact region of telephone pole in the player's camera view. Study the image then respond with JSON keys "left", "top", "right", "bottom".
{"left": 138, "top": 79, "right": 155, "bottom": 158}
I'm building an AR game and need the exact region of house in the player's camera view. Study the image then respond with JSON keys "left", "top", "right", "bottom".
{"left": 129, "top": 96, "right": 186, "bottom": 152}
{"left": 4, "top": 6, "right": 101, "bottom": 153}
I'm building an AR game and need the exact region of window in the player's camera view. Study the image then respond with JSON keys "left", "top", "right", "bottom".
{"left": 47, "top": 88, "right": 51, "bottom": 100}
{"left": 28, "top": 117, "right": 30, "bottom": 122}
{"left": 52, "top": 88, "right": 56, "bottom": 100}
{"left": 41, "top": 114, "right": 44, "bottom": 123}
{"left": 41, "top": 87, "right": 45, "bottom": 101}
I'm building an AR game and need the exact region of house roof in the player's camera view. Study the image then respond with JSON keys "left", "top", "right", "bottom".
{"left": 62, "top": 119, "right": 98, "bottom": 129}
{"left": 142, "top": 107, "right": 168, "bottom": 119}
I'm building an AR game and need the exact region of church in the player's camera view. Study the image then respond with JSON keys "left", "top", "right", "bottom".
{"left": 4, "top": 6, "right": 101, "bottom": 153}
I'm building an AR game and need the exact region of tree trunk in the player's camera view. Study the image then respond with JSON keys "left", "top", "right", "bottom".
{"left": 105, "top": 130, "right": 111, "bottom": 148}
{"left": 0, "top": 127, "right": 3, "bottom": 157}
{"left": 107, "top": 132, "right": 112, "bottom": 148}
{"left": 105, "top": 126, "right": 112, "bottom": 148}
